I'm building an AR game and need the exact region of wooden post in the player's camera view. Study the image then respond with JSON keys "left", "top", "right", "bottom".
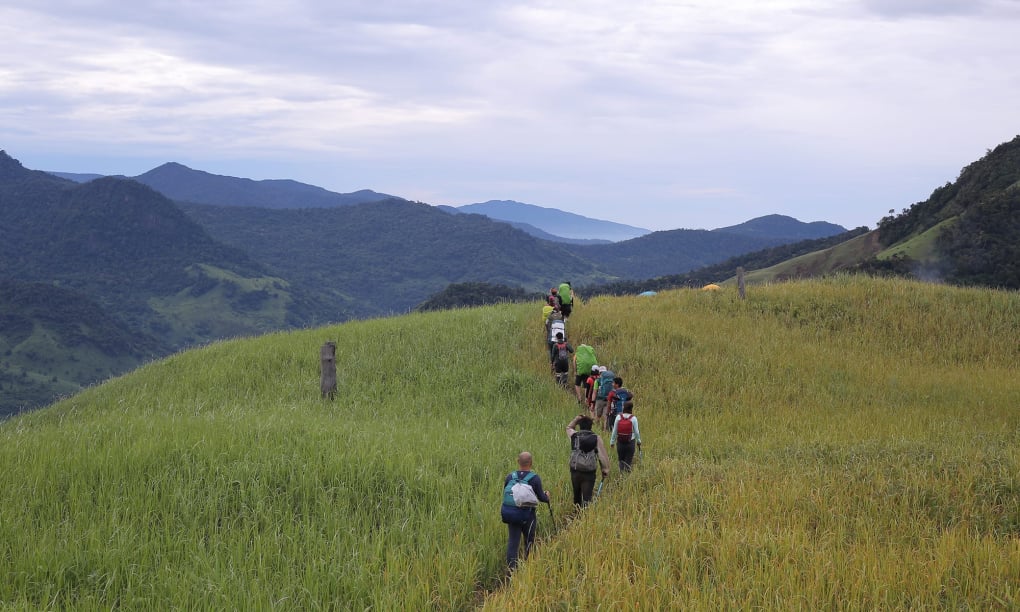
{"left": 737, "top": 267, "right": 746, "bottom": 300}
{"left": 320, "top": 341, "right": 337, "bottom": 400}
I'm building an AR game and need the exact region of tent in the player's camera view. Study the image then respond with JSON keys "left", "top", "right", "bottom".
{"left": 701, "top": 284, "right": 721, "bottom": 291}
{"left": 638, "top": 291, "right": 657, "bottom": 297}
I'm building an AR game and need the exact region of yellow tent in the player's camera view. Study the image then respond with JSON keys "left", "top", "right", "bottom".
{"left": 701, "top": 284, "right": 721, "bottom": 291}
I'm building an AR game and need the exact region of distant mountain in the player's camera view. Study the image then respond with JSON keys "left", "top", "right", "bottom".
{"left": 0, "top": 151, "right": 318, "bottom": 349}
{"left": 490, "top": 219, "right": 612, "bottom": 246}
{"left": 179, "top": 198, "right": 615, "bottom": 318}
{"left": 456, "top": 200, "right": 651, "bottom": 242}
{"left": 713, "top": 214, "right": 846, "bottom": 241}
{"left": 47, "top": 171, "right": 111, "bottom": 183}
{"left": 566, "top": 228, "right": 792, "bottom": 279}
{"left": 51, "top": 162, "right": 395, "bottom": 209}
{"left": 0, "top": 280, "right": 163, "bottom": 417}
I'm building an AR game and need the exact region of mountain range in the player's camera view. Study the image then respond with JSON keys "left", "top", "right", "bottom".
{"left": 3, "top": 148, "right": 857, "bottom": 415}
{"left": 448, "top": 200, "right": 651, "bottom": 242}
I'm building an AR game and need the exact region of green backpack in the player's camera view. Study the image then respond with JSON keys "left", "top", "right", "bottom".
{"left": 575, "top": 344, "right": 597, "bottom": 374}
{"left": 558, "top": 283, "right": 572, "bottom": 305}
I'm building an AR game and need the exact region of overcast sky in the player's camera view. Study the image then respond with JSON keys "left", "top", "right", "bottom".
{"left": 2, "top": 1, "right": 1018, "bottom": 231}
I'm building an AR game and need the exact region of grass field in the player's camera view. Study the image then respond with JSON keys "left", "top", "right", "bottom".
{"left": 2, "top": 276, "right": 1018, "bottom": 609}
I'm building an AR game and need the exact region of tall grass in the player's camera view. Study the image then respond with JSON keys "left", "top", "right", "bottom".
{"left": 2, "top": 276, "right": 1018, "bottom": 609}
{"left": 485, "top": 276, "right": 1020, "bottom": 609}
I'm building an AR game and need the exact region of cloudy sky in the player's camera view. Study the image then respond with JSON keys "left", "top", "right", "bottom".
{"left": 2, "top": 0, "right": 1018, "bottom": 231}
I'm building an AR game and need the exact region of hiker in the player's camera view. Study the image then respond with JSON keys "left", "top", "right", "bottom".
{"left": 501, "top": 451, "right": 551, "bottom": 571}
{"left": 609, "top": 400, "right": 642, "bottom": 472}
{"left": 546, "top": 310, "right": 565, "bottom": 360}
{"left": 566, "top": 414, "right": 610, "bottom": 506}
{"left": 592, "top": 366, "right": 615, "bottom": 430}
{"left": 582, "top": 365, "right": 600, "bottom": 412}
{"left": 557, "top": 282, "right": 574, "bottom": 320}
{"left": 605, "top": 376, "right": 633, "bottom": 433}
{"left": 573, "top": 343, "right": 597, "bottom": 405}
{"left": 550, "top": 332, "right": 573, "bottom": 387}
{"left": 541, "top": 302, "right": 556, "bottom": 343}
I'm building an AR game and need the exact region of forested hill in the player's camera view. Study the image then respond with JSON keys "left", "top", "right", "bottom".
{"left": 713, "top": 214, "right": 846, "bottom": 241}
{"left": 179, "top": 198, "right": 613, "bottom": 317}
{"left": 872, "top": 134, "right": 1020, "bottom": 288}
{"left": 0, "top": 280, "right": 164, "bottom": 417}
{"left": 0, "top": 154, "right": 319, "bottom": 349}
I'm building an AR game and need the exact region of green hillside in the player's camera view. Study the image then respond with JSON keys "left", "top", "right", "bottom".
{"left": 734, "top": 134, "right": 1020, "bottom": 287}
{"left": 0, "top": 280, "right": 164, "bottom": 417}
{"left": 3, "top": 277, "right": 1018, "bottom": 608}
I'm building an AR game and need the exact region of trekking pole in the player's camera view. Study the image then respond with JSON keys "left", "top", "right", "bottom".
{"left": 547, "top": 502, "right": 556, "bottom": 529}
{"left": 595, "top": 477, "right": 604, "bottom": 500}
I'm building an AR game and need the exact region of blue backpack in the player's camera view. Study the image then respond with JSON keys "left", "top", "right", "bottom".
{"left": 596, "top": 370, "right": 615, "bottom": 400}
{"left": 502, "top": 472, "right": 538, "bottom": 507}
{"left": 611, "top": 387, "right": 631, "bottom": 414}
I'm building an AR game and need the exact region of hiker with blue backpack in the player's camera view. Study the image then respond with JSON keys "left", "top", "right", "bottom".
{"left": 592, "top": 367, "right": 615, "bottom": 430}
{"left": 501, "top": 451, "right": 552, "bottom": 571}
{"left": 609, "top": 400, "right": 642, "bottom": 473}
{"left": 605, "top": 376, "right": 633, "bottom": 433}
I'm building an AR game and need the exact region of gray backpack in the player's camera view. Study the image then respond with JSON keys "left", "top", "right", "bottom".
{"left": 569, "top": 430, "right": 598, "bottom": 472}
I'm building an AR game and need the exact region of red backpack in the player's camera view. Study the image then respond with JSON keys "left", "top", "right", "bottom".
{"left": 617, "top": 415, "right": 634, "bottom": 442}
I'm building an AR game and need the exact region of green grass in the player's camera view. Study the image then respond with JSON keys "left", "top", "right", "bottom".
{"left": 2, "top": 276, "right": 1019, "bottom": 609}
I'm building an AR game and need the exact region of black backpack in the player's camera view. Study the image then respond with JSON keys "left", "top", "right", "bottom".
{"left": 554, "top": 342, "right": 570, "bottom": 369}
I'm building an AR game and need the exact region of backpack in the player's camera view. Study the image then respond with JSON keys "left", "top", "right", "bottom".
{"left": 554, "top": 342, "right": 570, "bottom": 369}
{"left": 569, "top": 431, "right": 599, "bottom": 472}
{"left": 616, "top": 415, "right": 634, "bottom": 442}
{"left": 596, "top": 370, "right": 615, "bottom": 400}
{"left": 549, "top": 319, "right": 565, "bottom": 342}
{"left": 558, "top": 283, "right": 572, "bottom": 305}
{"left": 502, "top": 472, "right": 539, "bottom": 507}
{"left": 574, "top": 344, "right": 596, "bottom": 375}
{"left": 611, "top": 387, "right": 631, "bottom": 414}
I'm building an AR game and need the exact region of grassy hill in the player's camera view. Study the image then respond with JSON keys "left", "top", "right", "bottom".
{"left": 2, "top": 277, "right": 1017, "bottom": 608}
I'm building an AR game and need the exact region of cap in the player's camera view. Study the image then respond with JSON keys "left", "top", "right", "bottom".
{"left": 598, "top": 366, "right": 607, "bottom": 372}
{"left": 591, "top": 365, "right": 599, "bottom": 373}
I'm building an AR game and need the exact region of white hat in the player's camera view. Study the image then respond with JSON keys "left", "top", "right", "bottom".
{"left": 591, "top": 365, "right": 599, "bottom": 373}
{"left": 598, "top": 366, "right": 607, "bottom": 372}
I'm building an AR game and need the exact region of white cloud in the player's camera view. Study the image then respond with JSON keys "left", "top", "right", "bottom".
{"left": 2, "top": 0, "right": 1019, "bottom": 230}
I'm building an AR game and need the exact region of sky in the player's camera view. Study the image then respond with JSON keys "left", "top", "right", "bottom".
{"left": 2, "top": 1, "right": 1018, "bottom": 232}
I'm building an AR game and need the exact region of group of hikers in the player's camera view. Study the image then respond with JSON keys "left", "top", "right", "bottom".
{"left": 500, "top": 282, "right": 644, "bottom": 572}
